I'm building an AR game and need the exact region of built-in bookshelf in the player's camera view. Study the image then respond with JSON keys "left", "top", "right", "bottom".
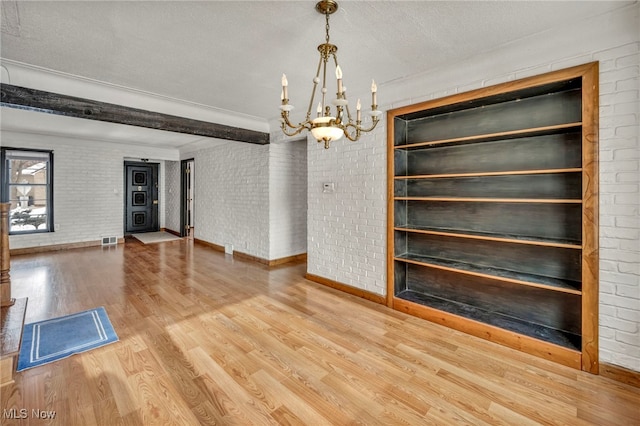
{"left": 386, "top": 62, "right": 599, "bottom": 372}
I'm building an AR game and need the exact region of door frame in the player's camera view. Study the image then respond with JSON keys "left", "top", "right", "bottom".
{"left": 180, "top": 159, "right": 194, "bottom": 238}
{"left": 123, "top": 161, "right": 159, "bottom": 235}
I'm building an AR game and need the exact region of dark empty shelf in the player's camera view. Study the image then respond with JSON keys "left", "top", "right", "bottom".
{"left": 395, "top": 196, "right": 581, "bottom": 204}
{"left": 396, "top": 78, "right": 582, "bottom": 122}
{"left": 397, "top": 200, "right": 583, "bottom": 243}
{"left": 395, "top": 172, "right": 583, "bottom": 200}
{"left": 395, "top": 253, "right": 582, "bottom": 294}
{"left": 394, "top": 226, "right": 582, "bottom": 248}
{"left": 389, "top": 64, "right": 599, "bottom": 370}
{"left": 395, "top": 122, "right": 582, "bottom": 150}
{"left": 396, "top": 290, "right": 582, "bottom": 351}
{"left": 394, "top": 168, "right": 583, "bottom": 179}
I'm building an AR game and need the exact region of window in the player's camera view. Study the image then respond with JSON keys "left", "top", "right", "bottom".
{"left": 1, "top": 148, "right": 54, "bottom": 234}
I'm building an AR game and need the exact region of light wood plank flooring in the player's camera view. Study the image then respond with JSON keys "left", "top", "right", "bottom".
{"left": 2, "top": 239, "right": 639, "bottom": 425}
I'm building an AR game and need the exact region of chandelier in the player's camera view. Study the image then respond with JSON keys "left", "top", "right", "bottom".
{"left": 279, "top": 0, "right": 382, "bottom": 149}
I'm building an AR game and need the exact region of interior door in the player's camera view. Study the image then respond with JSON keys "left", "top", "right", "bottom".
{"left": 124, "top": 161, "right": 158, "bottom": 234}
{"left": 180, "top": 159, "right": 194, "bottom": 237}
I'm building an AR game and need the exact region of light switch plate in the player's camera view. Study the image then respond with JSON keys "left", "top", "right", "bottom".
{"left": 323, "top": 182, "right": 335, "bottom": 193}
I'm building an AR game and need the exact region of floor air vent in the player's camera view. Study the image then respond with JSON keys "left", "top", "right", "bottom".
{"left": 102, "top": 236, "right": 117, "bottom": 246}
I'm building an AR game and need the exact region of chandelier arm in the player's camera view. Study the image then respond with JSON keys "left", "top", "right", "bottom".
{"left": 343, "top": 98, "right": 353, "bottom": 123}
{"left": 281, "top": 111, "right": 313, "bottom": 132}
{"left": 356, "top": 117, "right": 381, "bottom": 133}
{"left": 321, "top": 53, "right": 329, "bottom": 112}
{"left": 306, "top": 54, "right": 325, "bottom": 121}
{"left": 342, "top": 127, "right": 359, "bottom": 142}
{"left": 280, "top": 111, "right": 297, "bottom": 129}
{"left": 280, "top": 125, "right": 307, "bottom": 138}
{"left": 339, "top": 117, "right": 380, "bottom": 141}
{"left": 280, "top": 120, "right": 312, "bottom": 137}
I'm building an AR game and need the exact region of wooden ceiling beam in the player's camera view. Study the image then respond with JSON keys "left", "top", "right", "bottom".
{"left": 0, "top": 84, "right": 270, "bottom": 145}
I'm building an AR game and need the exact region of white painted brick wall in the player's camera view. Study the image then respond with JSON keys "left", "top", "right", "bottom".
{"left": 185, "top": 141, "right": 270, "bottom": 259}
{"left": 307, "top": 126, "right": 387, "bottom": 295}
{"left": 164, "top": 160, "right": 181, "bottom": 233}
{"left": 268, "top": 136, "right": 307, "bottom": 260}
{"left": 2, "top": 130, "right": 177, "bottom": 249}
{"left": 596, "top": 40, "right": 640, "bottom": 371}
{"left": 304, "top": 4, "right": 639, "bottom": 371}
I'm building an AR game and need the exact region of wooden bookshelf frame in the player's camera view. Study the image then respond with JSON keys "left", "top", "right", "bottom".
{"left": 386, "top": 62, "right": 599, "bottom": 373}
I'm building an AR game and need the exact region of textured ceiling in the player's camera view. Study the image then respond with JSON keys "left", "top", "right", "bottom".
{"left": 0, "top": 1, "right": 635, "bottom": 146}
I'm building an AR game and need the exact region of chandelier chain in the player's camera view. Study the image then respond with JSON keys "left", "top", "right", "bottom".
{"left": 325, "top": 12, "right": 330, "bottom": 44}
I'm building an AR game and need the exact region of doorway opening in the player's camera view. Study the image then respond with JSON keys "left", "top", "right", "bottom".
{"left": 180, "top": 159, "right": 195, "bottom": 238}
{"left": 124, "top": 161, "right": 159, "bottom": 235}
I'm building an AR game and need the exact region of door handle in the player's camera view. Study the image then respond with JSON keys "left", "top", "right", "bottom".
{"left": 153, "top": 200, "right": 158, "bottom": 205}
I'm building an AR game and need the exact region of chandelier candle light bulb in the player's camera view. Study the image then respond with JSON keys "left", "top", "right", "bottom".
{"left": 372, "top": 80, "right": 377, "bottom": 107}
{"left": 279, "top": 0, "right": 381, "bottom": 149}
{"left": 281, "top": 74, "right": 288, "bottom": 100}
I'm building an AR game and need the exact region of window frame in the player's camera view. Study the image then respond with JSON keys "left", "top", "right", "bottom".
{"left": 1, "top": 147, "right": 55, "bottom": 235}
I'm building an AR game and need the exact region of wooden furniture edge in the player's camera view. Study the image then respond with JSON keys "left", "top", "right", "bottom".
{"left": 386, "top": 109, "right": 396, "bottom": 308}
{"left": 0, "top": 297, "right": 27, "bottom": 357}
{"left": 0, "top": 297, "right": 27, "bottom": 356}
{"left": 305, "top": 273, "right": 386, "bottom": 305}
{"left": 392, "top": 297, "right": 582, "bottom": 370}
{"left": 1, "top": 297, "right": 28, "bottom": 387}
{"left": 1, "top": 203, "right": 13, "bottom": 307}
{"left": 581, "top": 61, "right": 600, "bottom": 374}
{"left": 599, "top": 362, "right": 640, "bottom": 388}
{"left": 10, "top": 238, "right": 125, "bottom": 256}
{"left": 0, "top": 356, "right": 15, "bottom": 387}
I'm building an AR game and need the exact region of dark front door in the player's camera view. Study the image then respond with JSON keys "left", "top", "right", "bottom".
{"left": 124, "top": 161, "right": 158, "bottom": 234}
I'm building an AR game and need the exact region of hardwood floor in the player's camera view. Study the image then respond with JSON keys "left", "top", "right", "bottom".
{"left": 2, "top": 239, "right": 638, "bottom": 425}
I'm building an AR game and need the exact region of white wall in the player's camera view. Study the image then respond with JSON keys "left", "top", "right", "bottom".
{"left": 268, "top": 136, "right": 307, "bottom": 260}
{"left": 307, "top": 130, "right": 387, "bottom": 294}
{"left": 2, "top": 129, "right": 177, "bottom": 249}
{"left": 304, "top": 4, "right": 639, "bottom": 371}
{"left": 181, "top": 134, "right": 307, "bottom": 262}
{"left": 183, "top": 141, "right": 270, "bottom": 259}
{"left": 164, "top": 160, "right": 181, "bottom": 233}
